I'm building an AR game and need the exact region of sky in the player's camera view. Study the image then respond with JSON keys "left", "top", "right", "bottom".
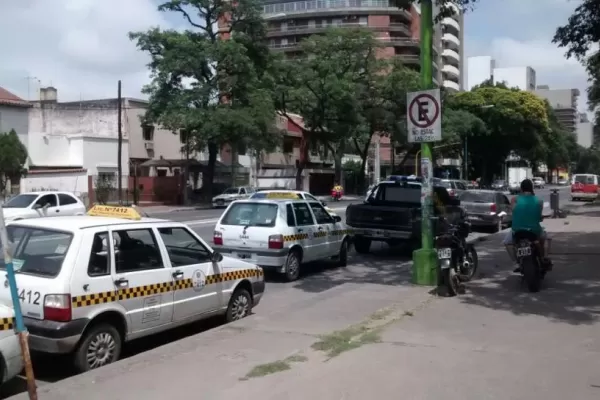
{"left": 0, "top": 0, "right": 590, "bottom": 114}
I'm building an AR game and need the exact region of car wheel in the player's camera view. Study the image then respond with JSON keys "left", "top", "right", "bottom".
{"left": 73, "top": 324, "right": 122, "bottom": 373}
{"left": 225, "top": 288, "right": 252, "bottom": 322}
{"left": 283, "top": 250, "right": 302, "bottom": 282}
{"left": 354, "top": 237, "right": 371, "bottom": 254}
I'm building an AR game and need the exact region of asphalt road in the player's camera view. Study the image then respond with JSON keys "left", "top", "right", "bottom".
{"left": 0, "top": 189, "right": 574, "bottom": 398}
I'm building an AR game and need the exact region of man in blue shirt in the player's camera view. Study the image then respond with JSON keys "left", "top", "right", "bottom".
{"left": 503, "top": 179, "right": 549, "bottom": 272}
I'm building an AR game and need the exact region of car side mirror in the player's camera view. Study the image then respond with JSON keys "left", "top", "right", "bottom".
{"left": 321, "top": 201, "right": 327, "bottom": 206}
{"left": 211, "top": 252, "right": 223, "bottom": 263}
{"left": 333, "top": 215, "right": 342, "bottom": 223}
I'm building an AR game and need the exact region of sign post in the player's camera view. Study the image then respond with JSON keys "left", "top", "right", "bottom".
{"left": 0, "top": 209, "right": 38, "bottom": 399}
{"left": 409, "top": 0, "right": 440, "bottom": 286}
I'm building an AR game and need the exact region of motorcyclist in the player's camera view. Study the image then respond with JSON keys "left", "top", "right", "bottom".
{"left": 332, "top": 182, "right": 343, "bottom": 197}
{"left": 503, "top": 178, "right": 550, "bottom": 272}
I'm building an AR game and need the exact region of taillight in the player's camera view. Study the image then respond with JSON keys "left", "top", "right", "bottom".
{"left": 268, "top": 234, "right": 284, "bottom": 249}
{"left": 44, "top": 294, "right": 72, "bottom": 322}
{"left": 213, "top": 231, "right": 223, "bottom": 245}
{"left": 448, "top": 189, "right": 455, "bottom": 197}
{"left": 490, "top": 203, "right": 497, "bottom": 213}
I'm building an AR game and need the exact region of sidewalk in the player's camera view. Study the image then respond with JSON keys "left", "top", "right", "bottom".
{"left": 13, "top": 215, "right": 600, "bottom": 400}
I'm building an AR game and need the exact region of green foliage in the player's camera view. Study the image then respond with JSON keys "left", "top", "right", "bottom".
{"left": 130, "top": 0, "right": 278, "bottom": 196}
{"left": 553, "top": 0, "right": 600, "bottom": 132}
{"left": 0, "top": 130, "right": 28, "bottom": 194}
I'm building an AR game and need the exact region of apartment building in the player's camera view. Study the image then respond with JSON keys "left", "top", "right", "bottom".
{"left": 534, "top": 86, "right": 580, "bottom": 134}
{"left": 466, "top": 56, "right": 536, "bottom": 91}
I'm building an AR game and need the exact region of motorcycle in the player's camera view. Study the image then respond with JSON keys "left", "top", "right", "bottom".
{"left": 514, "top": 229, "right": 551, "bottom": 293}
{"left": 331, "top": 188, "right": 343, "bottom": 201}
{"left": 435, "top": 219, "right": 479, "bottom": 296}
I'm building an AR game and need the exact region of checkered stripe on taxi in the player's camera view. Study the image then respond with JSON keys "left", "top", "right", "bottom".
{"left": 313, "top": 231, "right": 328, "bottom": 238}
{"left": 330, "top": 229, "right": 353, "bottom": 236}
{"left": 283, "top": 233, "right": 310, "bottom": 241}
{"left": 0, "top": 317, "right": 14, "bottom": 331}
{"left": 71, "top": 268, "right": 264, "bottom": 308}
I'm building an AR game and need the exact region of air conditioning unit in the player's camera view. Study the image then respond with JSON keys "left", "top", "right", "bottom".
{"left": 144, "top": 142, "right": 154, "bottom": 150}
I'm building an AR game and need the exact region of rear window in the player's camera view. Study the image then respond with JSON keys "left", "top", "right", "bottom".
{"left": 437, "top": 181, "right": 451, "bottom": 188}
{"left": 373, "top": 184, "right": 421, "bottom": 203}
{"left": 0, "top": 226, "right": 73, "bottom": 278}
{"left": 460, "top": 191, "right": 495, "bottom": 202}
{"left": 574, "top": 175, "right": 596, "bottom": 184}
{"left": 250, "top": 192, "right": 301, "bottom": 199}
{"left": 221, "top": 203, "right": 278, "bottom": 227}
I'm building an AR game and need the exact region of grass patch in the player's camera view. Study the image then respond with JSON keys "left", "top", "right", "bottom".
{"left": 242, "top": 354, "right": 308, "bottom": 380}
{"left": 311, "top": 324, "right": 372, "bottom": 358}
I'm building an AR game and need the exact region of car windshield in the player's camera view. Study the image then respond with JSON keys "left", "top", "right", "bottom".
{"left": 221, "top": 203, "right": 278, "bottom": 227}
{"left": 0, "top": 226, "right": 73, "bottom": 278}
{"left": 3, "top": 194, "right": 38, "bottom": 208}
{"left": 493, "top": 180, "right": 505, "bottom": 185}
{"left": 460, "top": 191, "right": 495, "bottom": 203}
{"left": 574, "top": 175, "right": 594, "bottom": 184}
{"left": 222, "top": 188, "right": 239, "bottom": 195}
{"left": 370, "top": 183, "right": 421, "bottom": 203}
{"left": 437, "top": 181, "right": 451, "bottom": 188}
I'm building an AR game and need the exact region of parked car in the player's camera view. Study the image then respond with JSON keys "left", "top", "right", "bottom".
{"left": 2, "top": 191, "right": 86, "bottom": 221}
{"left": 212, "top": 187, "right": 255, "bottom": 208}
{"left": 459, "top": 190, "right": 512, "bottom": 232}
{"left": 491, "top": 180, "right": 507, "bottom": 191}
{"left": 571, "top": 173, "right": 599, "bottom": 201}
{"left": 508, "top": 181, "right": 521, "bottom": 194}
{"left": 557, "top": 178, "right": 569, "bottom": 186}
{"left": 533, "top": 177, "right": 545, "bottom": 189}
{"left": 438, "top": 179, "right": 467, "bottom": 198}
{"left": 346, "top": 179, "right": 465, "bottom": 253}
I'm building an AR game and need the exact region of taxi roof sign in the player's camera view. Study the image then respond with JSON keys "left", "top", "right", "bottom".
{"left": 87, "top": 205, "right": 142, "bottom": 220}
{"left": 265, "top": 192, "right": 301, "bottom": 199}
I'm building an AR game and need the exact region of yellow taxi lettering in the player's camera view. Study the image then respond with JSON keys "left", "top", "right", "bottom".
{"left": 266, "top": 192, "right": 301, "bottom": 199}
{"left": 87, "top": 205, "right": 142, "bottom": 220}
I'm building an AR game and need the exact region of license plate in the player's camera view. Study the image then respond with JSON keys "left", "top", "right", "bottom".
{"left": 468, "top": 215, "right": 480, "bottom": 220}
{"left": 236, "top": 252, "right": 253, "bottom": 260}
{"left": 437, "top": 248, "right": 452, "bottom": 259}
{"left": 516, "top": 247, "right": 531, "bottom": 257}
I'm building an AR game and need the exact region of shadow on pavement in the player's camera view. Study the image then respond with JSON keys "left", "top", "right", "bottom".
{"left": 460, "top": 232, "right": 600, "bottom": 326}
{"left": 265, "top": 242, "right": 413, "bottom": 294}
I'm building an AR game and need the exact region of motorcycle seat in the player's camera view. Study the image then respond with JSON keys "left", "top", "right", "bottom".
{"left": 513, "top": 230, "right": 539, "bottom": 242}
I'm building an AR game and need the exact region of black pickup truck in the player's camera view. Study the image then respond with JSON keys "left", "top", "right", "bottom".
{"left": 346, "top": 180, "right": 465, "bottom": 254}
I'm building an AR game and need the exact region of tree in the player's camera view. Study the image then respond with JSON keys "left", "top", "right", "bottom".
{"left": 0, "top": 130, "right": 28, "bottom": 196}
{"left": 130, "top": 0, "right": 279, "bottom": 198}
{"left": 553, "top": 0, "right": 600, "bottom": 124}
{"left": 447, "top": 84, "right": 550, "bottom": 181}
{"left": 273, "top": 27, "right": 380, "bottom": 189}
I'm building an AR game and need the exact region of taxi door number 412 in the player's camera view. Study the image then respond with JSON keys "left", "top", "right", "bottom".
{"left": 18, "top": 289, "right": 41, "bottom": 305}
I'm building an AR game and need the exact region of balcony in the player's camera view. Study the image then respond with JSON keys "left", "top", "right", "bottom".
{"left": 269, "top": 42, "right": 302, "bottom": 52}
{"left": 442, "top": 64, "right": 460, "bottom": 78}
{"left": 263, "top": 0, "right": 412, "bottom": 19}
{"left": 443, "top": 80, "right": 460, "bottom": 91}
{"left": 442, "top": 48, "right": 459, "bottom": 63}
{"left": 442, "top": 33, "right": 460, "bottom": 49}
{"left": 380, "top": 37, "right": 419, "bottom": 48}
{"left": 266, "top": 22, "right": 410, "bottom": 38}
{"left": 442, "top": 17, "right": 460, "bottom": 32}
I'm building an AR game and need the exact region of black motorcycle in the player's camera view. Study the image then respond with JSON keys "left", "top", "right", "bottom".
{"left": 435, "top": 220, "right": 479, "bottom": 296}
{"left": 514, "top": 230, "right": 550, "bottom": 292}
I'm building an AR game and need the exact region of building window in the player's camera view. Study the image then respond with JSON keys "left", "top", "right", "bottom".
{"left": 283, "top": 138, "right": 294, "bottom": 153}
{"left": 180, "top": 129, "right": 189, "bottom": 144}
{"left": 142, "top": 124, "right": 154, "bottom": 141}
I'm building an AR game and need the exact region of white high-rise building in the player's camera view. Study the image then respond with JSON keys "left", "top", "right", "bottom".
{"left": 439, "top": 2, "right": 464, "bottom": 92}
{"left": 466, "top": 56, "right": 536, "bottom": 91}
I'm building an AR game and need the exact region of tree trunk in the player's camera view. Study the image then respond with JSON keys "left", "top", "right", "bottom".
{"left": 334, "top": 153, "right": 342, "bottom": 184}
{"left": 355, "top": 135, "right": 373, "bottom": 194}
{"left": 296, "top": 130, "right": 310, "bottom": 191}
{"left": 206, "top": 142, "right": 218, "bottom": 201}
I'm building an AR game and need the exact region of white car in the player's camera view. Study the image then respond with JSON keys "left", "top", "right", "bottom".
{"left": 213, "top": 198, "right": 351, "bottom": 281}
{"left": 249, "top": 190, "right": 338, "bottom": 215}
{"left": 212, "top": 187, "right": 254, "bottom": 208}
{"left": 2, "top": 191, "right": 86, "bottom": 221}
{"left": 533, "top": 177, "right": 545, "bottom": 189}
{"left": 0, "top": 205, "right": 264, "bottom": 373}
{"left": 0, "top": 304, "right": 23, "bottom": 384}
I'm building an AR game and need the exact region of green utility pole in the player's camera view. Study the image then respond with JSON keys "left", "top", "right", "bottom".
{"left": 412, "top": 0, "right": 437, "bottom": 286}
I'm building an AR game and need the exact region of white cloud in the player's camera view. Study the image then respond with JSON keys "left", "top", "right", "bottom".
{"left": 0, "top": 0, "right": 176, "bottom": 102}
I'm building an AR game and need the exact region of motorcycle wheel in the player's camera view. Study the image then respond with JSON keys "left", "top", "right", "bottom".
{"left": 462, "top": 245, "right": 479, "bottom": 281}
{"left": 443, "top": 267, "right": 460, "bottom": 297}
{"left": 522, "top": 256, "right": 541, "bottom": 293}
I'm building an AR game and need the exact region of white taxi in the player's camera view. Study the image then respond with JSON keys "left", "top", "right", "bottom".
{"left": 0, "top": 205, "right": 264, "bottom": 373}
{"left": 213, "top": 193, "right": 352, "bottom": 282}
{"left": 250, "top": 189, "right": 339, "bottom": 216}
{"left": 0, "top": 305, "right": 23, "bottom": 385}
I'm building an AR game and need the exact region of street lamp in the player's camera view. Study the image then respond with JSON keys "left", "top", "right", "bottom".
{"left": 463, "top": 104, "right": 494, "bottom": 180}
